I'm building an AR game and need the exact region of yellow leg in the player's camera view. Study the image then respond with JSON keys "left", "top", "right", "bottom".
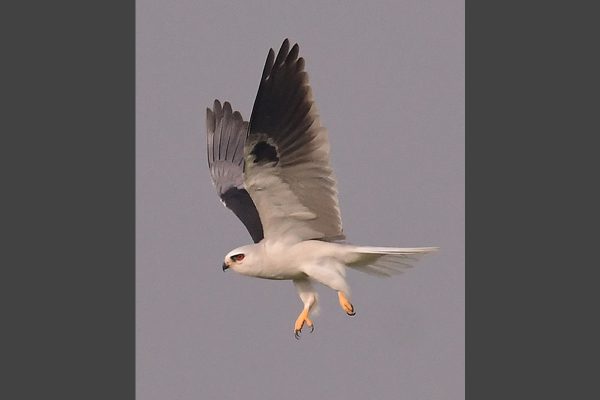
{"left": 338, "top": 291, "right": 356, "bottom": 316}
{"left": 294, "top": 308, "right": 314, "bottom": 339}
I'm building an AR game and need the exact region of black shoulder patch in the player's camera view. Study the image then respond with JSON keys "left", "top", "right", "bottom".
{"left": 250, "top": 141, "right": 279, "bottom": 164}
{"left": 220, "top": 186, "right": 264, "bottom": 243}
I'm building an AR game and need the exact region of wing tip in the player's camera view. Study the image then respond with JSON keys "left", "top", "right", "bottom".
{"left": 210, "top": 100, "right": 247, "bottom": 125}
{"left": 232, "top": 110, "right": 243, "bottom": 122}
{"left": 262, "top": 38, "right": 302, "bottom": 81}
{"left": 279, "top": 38, "right": 290, "bottom": 55}
{"left": 213, "top": 99, "right": 223, "bottom": 116}
{"left": 206, "top": 107, "right": 215, "bottom": 133}
{"left": 262, "top": 49, "right": 275, "bottom": 80}
{"left": 274, "top": 38, "right": 291, "bottom": 67}
{"left": 286, "top": 43, "right": 299, "bottom": 63}
{"left": 223, "top": 101, "right": 233, "bottom": 116}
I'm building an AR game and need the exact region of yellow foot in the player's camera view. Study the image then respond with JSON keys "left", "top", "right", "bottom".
{"left": 338, "top": 291, "right": 356, "bottom": 316}
{"left": 294, "top": 309, "right": 314, "bottom": 339}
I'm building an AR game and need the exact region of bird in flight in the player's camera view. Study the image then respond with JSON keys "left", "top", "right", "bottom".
{"left": 206, "top": 39, "right": 437, "bottom": 339}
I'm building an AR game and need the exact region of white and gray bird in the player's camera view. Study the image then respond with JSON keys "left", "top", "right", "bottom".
{"left": 206, "top": 39, "right": 437, "bottom": 338}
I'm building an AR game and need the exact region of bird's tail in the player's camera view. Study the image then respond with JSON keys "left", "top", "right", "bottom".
{"left": 343, "top": 246, "right": 438, "bottom": 277}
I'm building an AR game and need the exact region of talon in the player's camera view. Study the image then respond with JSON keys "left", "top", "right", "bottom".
{"left": 305, "top": 317, "right": 314, "bottom": 333}
{"left": 338, "top": 291, "right": 356, "bottom": 316}
{"left": 294, "top": 308, "right": 313, "bottom": 339}
{"left": 346, "top": 303, "right": 355, "bottom": 316}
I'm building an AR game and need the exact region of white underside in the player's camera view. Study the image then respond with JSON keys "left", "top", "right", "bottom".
{"left": 228, "top": 239, "right": 437, "bottom": 312}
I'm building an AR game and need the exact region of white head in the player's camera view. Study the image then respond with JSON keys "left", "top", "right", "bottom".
{"left": 222, "top": 244, "right": 261, "bottom": 276}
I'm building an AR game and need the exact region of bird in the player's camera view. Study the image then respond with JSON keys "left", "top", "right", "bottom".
{"left": 206, "top": 39, "right": 437, "bottom": 339}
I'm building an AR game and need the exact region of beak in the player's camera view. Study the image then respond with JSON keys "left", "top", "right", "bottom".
{"left": 222, "top": 262, "right": 229, "bottom": 271}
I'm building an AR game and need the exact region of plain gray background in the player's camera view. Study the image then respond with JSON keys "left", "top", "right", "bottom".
{"left": 137, "top": 1, "right": 464, "bottom": 399}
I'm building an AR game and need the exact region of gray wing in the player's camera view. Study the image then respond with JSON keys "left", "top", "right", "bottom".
{"left": 206, "top": 100, "right": 264, "bottom": 243}
{"left": 243, "top": 39, "right": 344, "bottom": 241}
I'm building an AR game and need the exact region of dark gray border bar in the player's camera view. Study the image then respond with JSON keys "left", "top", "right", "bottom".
{"left": 4, "top": 2, "right": 135, "bottom": 399}
{"left": 467, "top": 1, "right": 598, "bottom": 399}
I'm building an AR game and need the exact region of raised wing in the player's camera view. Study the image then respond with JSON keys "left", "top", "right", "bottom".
{"left": 206, "top": 100, "right": 264, "bottom": 243}
{"left": 244, "top": 39, "right": 344, "bottom": 241}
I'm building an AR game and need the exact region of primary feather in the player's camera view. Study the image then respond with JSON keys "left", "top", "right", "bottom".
{"left": 244, "top": 39, "right": 344, "bottom": 242}
{"left": 206, "top": 100, "right": 264, "bottom": 242}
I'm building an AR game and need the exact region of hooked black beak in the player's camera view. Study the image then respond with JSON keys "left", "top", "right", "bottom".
{"left": 222, "top": 262, "right": 229, "bottom": 271}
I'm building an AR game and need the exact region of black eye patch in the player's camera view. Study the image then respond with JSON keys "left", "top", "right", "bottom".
{"left": 231, "top": 254, "right": 245, "bottom": 262}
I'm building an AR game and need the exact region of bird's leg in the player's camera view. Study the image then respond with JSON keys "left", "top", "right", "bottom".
{"left": 294, "top": 306, "right": 314, "bottom": 339}
{"left": 338, "top": 291, "right": 356, "bottom": 316}
{"left": 293, "top": 279, "right": 318, "bottom": 339}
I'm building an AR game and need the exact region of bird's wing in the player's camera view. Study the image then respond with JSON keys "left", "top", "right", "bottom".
{"left": 207, "top": 100, "right": 264, "bottom": 243}
{"left": 244, "top": 39, "right": 344, "bottom": 242}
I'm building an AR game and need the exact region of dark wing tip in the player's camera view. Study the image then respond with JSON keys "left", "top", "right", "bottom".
{"left": 274, "top": 39, "right": 291, "bottom": 68}
{"left": 262, "top": 49, "right": 275, "bottom": 81}
{"left": 261, "top": 40, "right": 300, "bottom": 82}
{"left": 213, "top": 99, "right": 222, "bottom": 116}
{"left": 206, "top": 107, "right": 215, "bottom": 133}
{"left": 223, "top": 101, "right": 233, "bottom": 116}
{"left": 286, "top": 43, "right": 299, "bottom": 63}
{"left": 232, "top": 110, "right": 243, "bottom": 122}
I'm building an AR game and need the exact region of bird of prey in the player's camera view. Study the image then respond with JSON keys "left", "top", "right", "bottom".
{"left": 206, "top": 39, "right": 437, "bottom": 339}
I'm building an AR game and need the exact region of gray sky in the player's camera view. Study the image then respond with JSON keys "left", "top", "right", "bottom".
{"left": 137, "top": 1, "right": 464, "bottom": 399}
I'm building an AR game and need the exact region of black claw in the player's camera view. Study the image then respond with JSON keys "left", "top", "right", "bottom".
{"left": 309, "top": 324, "right": 314, "bottom": 333}
{"left": 294, "top": 330, "right": 301, "bottom": 340}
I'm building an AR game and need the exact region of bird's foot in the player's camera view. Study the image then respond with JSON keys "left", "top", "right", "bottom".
{"left": 294, "top": 309, "right": 314, "bottom": 339}
{"left": 338, "top": 291, "right": 356, "bottom": 316}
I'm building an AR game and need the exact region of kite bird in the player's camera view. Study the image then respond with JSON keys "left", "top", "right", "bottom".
{"left": 206, "top": 39, "right": 437, "bottom": 339}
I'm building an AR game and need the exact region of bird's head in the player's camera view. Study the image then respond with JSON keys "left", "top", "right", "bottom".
{"left": 222, "top": 244, "right": 260, "bottom": 275}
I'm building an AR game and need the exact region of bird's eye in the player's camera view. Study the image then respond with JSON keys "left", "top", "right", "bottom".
{"left": 231, "top": 254, "right": 245, "bottom": 262}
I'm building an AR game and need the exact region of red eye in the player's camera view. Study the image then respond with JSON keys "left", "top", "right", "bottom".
{"left": 231, "top": 254, "right": 245, "bottom": 262}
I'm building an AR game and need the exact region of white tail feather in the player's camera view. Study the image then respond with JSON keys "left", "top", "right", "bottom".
{"left": 345, "top": 246, "right": 438, "bottom": 277}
